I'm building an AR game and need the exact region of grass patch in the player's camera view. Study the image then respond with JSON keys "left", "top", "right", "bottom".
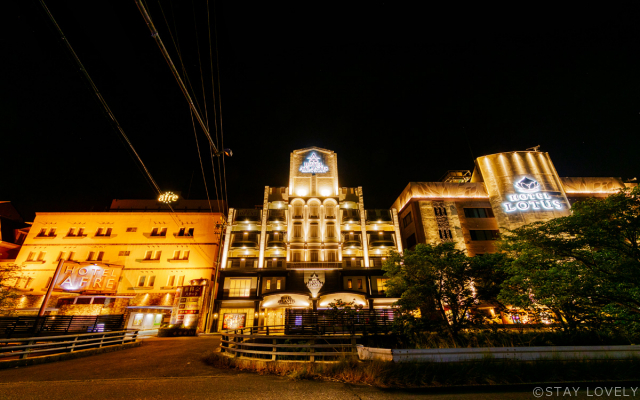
{"left": 202, "top": 352, "right": 640, "bottom": 388}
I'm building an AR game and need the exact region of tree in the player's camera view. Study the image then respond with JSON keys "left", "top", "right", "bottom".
{"left": 0, "top": 263, "right": 23, "bottom": 314}
{"left": 498, "top": 186, "right": 640, "bottom": 333}
{"left": 383, "top": 242, "right": 489, "bottom": 343}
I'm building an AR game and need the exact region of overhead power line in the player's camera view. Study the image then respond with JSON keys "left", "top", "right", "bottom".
{"left": 38, "top": 0, "right": 162, "bottom": 196}
{"left": 135, "top": 0, "right": 220, "bottom": 155}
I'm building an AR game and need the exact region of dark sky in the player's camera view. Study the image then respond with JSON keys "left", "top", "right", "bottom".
{"left": 5, "top": 1, "right": 640, "bottom": 220}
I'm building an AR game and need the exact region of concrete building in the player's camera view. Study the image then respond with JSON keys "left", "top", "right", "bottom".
{"left": 8, "top": 197, "right": 224, "bottom": 332}
{"left": 392, "top": 150, "right": 636, "bottom": 256}
{"left": 212, "top": 147, "right": 403, "bottom": 331}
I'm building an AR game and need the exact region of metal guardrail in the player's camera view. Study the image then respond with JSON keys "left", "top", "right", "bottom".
{"left": 220, "top": 325, "right": 358, "bottom": 362}
{"left": 0, "top": 330, "right": 138, "bottom": 360}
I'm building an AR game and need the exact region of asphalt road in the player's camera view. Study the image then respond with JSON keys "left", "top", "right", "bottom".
{"left": 0, "top": 336, "right": 633, "bottom": 399}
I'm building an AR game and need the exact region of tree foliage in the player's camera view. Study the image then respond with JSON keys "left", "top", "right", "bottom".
{"left": 383, "top": 242, "right": 500, "bottom": 343}
{"left": 498, "top": 186, "right": 640, "bottom": 333}
{"left": 0, "top": 263, "right": 23, "bottom": 314}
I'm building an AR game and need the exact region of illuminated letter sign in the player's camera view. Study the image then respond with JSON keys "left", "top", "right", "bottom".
{"left": 158, "top": 192, "right": 179, "bottom": 203}
{"left": 299, "top": 152, "right": 329, "bottom": 174}
{"left": 278, "top": 295, "right": 296, "bottom": 305}
{"left": 503, "top": 177, "right": 564, "bottom": 213}
{"left": 54, "top": 262, "right": 123, "bottom": 293}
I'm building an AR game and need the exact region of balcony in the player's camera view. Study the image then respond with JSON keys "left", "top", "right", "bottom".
{"left": 235, "top": 209, "right": 261, "bottom": 224}
{"left": 287, "top": 262, "right": 342, "bottom": 270}
{"left": 268, "top": 209, "right": 287, "bottom": 222}
{"left": 369, "top": 239, "right": 396, "bottom": 249}
{"left": 366, "top": 209, "right": 393, "bottom": 224}
{"left": 344, "top": 240, "right": 362, "bottom": 249}
{"left": 230, "top": 240, "right": 259, "bottom": 249}
{"left": 266, "top": 240, "right": 286, "bottom": 249}
{"left": 342, "top": 210, "right": 360, "bottom": 223}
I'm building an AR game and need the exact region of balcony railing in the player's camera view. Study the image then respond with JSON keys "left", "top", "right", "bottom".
{"left": 268, "top": 210, "right": 287, "bottom": 222}
{"left": 287, "top": 262, "right": 342, "bottom": 270}
{"left": 369, "top": 239, "right": 395, "bottom": 249}
{"left": 343, "top": 240, "right": 362, "bottom": 249}
{"left": 366, "top": 209, "right": 393, "bottom": 223}
{"left": 266, "top": 240, "right": 286, "bottom": 249}
{"left": 230, "top": 240, "right": 259, "bottom": 249}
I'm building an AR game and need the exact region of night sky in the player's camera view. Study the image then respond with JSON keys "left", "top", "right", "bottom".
{"left": 5, "top": 1, "right": 640, "bottom": 220}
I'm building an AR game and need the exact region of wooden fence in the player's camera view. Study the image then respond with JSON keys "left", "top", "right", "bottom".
{"left": 283, "top": 309, "right": 394, "bottom": 335}
{"left": 0, "top": 315, "right": 125, "bottom": 338}
{"left": 0, "top": 330, "right": 138, "bottom": 361}
{"left": 221, "top": 325, "right": 358, "bottom": 362}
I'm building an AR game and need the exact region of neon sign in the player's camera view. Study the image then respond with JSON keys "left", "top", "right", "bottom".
{"left": 54, "top": 263, "right": 123, "bottom": 293}
{"left": 158, "top": 192, "right": 179, "bottom": 203}
{"left": 503, "top": 177, "right": 564, "bottom": 212}
{"left": 299, "top": 152, "right": 328, "bottom": 173}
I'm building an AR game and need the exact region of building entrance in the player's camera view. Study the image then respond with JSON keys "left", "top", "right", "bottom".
{"left": 264, "top": 308, "right": 285, "bottom": 327}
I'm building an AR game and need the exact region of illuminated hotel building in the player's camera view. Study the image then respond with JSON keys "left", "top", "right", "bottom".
{"left": 9, "top": 198, "right": 224, "bottom": 331}
{"left": 392, "top": 150, "right": 637, "bottom": 256}
{"left": 213, "top": 147, "right": 403, "bottom": 331}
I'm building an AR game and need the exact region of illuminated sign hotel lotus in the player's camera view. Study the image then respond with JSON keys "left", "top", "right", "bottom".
{"left": 299, "top": 152, "right": 329, "bottom": 173}
{"left": 503, "top": 177, "right": 564, "bottom": 212}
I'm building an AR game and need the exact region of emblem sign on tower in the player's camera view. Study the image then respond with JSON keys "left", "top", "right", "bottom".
{"left": 502, "top": 177, "right": 564, "bottom": 212}
{"left": 299, "top": 152, "right": 329, "bottom": 174}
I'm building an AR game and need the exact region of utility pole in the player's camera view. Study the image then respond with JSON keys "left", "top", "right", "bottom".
{"left": 38, "top": 259, "right": 64, "bottom": 317}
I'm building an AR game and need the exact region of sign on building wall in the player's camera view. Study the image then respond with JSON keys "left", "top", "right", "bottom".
{"left": 299, "top": 152, "right": 329, "bottom": 174}
{"left": 53, "top": 262, "right": 123, "bottom": 294}
{"left": 222, "top": 313, "right": 246, "bottom": 330}
{"left": 172, "top": 284, "right": 207, "bottom": 328}
{"left": 502, "top": 177, "right": 565, "bottom": 212}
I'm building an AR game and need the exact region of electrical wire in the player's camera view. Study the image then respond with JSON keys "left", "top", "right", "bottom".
{"left": 135, "top": 0, "right": 220, "bottom": 155}
{"left": 38, "top": 0, "right": 162, "bottom": 197}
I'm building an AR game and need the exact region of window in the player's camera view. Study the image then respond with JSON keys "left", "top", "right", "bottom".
{"left": 266, "top": 280, "right": 271, "bottom": 290}
{"left": 178, "top": 276, "right": 185, "bottom": 286}
{"left": 126, "top": 227, "right": 137, "bottom": 232}
{"left": 276, "top": 279, "right": 281, "bottom": 290}
{"left": 403, "top": 212, "right": 413, "bottom": 227}
{"left": 377, "top": 278, "right": 388, "bottom": 293}
{"left": 167, "top": 275, "right": 175, "bottom": 287}
{"left": 27, "top": 252, "right": 35, "bottom": 261}
{"left": 77, "top": 228, "right": 85, "bottom": 236}
{"left": 37, "top": 228, "right": 47, "bottom": 237}
{"left": 177, "top": 228, "right": 195, "bottom": 237}
{"left": 37, "top": 252, "right": 46, "bottom": 261}
{"left": 67, "top": 228, "right": 76, "bottom": 237}
{"left": 326, "top": 250, "right": 337, "bottom": 262}
{"left": 118, "top": 251, "right": 130, "bottom": 256}
{"left": 293, "top": 204, "right": 303, "bottom": 218}
{"left": 229, "top": 278, "right": 251, "bottom": 297}
{"left": 406, "top": 233, "right": 417, "bottom": 249}
{"left": 96, "top": 227, "right": 112, "bottom": 237}
{"left": 469, "top": 230, "right": 500, "bottom": 241}
{"left": 309, "top": 224, "right": 319, "bottom": 238}
{"left": 48, "top": 228, "right": 56, "bottom": 237}
{"left": 326, "top": 224, "right": 336, "bottom": 238}
{"left": 173, "top": 250, "right": 180, "bottom": 260}
{"left": 325, "top": 204, "right": 335, "bottom": 218}
{"left": 153, "top": 251, "right": 162, "bottom": 260}
{"left": 266, "top": 258, "right": 284, "bottom": 268}
{"left": 434, "top": 206, "right": 447, "bottom": 216}
{"left": 292, "top": 251, "right": 302, "bottom": 262}
{"left": 147, "top": 276, "right": 156, "bottom": 287}
{"left": 464, "top": 208, "right": 495, "bottom": 218}
{"left": 345, "top": 258, "right": 361, "bottom": 267}
{"left": 438, "top": 229, "right": 452, "bottom": 240}
{"left": 138, "top": 276, "right": 147, "bottom": 287}
{"left": 151, "top": 227, "right": 167, "bottom": 237}
{"left": 347, "top": 279, "right": 352, "bottom": 289}
{"left": 357, "top": 279, "right": 363, "bottom": 290}
{"left": 309, "top": 204, "right": 319, "bottom": 218}
{"left": 309, "top": 250, "right": 319, "bottom": 262}
{"left": 293, "top": 224, "right": 302, "bottom": 238}
{"left": 87, "top": 252, "right": 95, "bottom": 261}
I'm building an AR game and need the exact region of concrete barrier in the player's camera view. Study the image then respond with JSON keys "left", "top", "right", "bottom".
{"left": 356, "top": 345, "right": 640, "bottom": 363}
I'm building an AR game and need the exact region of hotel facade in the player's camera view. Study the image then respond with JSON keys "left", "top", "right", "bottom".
{"left": 7, "top": 199, "right": 224, "bottom": 332}
{"left": 212, "top": 147, "right": 403, "bottom": 331}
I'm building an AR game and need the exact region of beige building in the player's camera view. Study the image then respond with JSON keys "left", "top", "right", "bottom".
{"left": 9, "top": 198, "right": 224, "bottom": 331}
{"left": 213, "top": 147, "right": 403, "bottom": 331}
